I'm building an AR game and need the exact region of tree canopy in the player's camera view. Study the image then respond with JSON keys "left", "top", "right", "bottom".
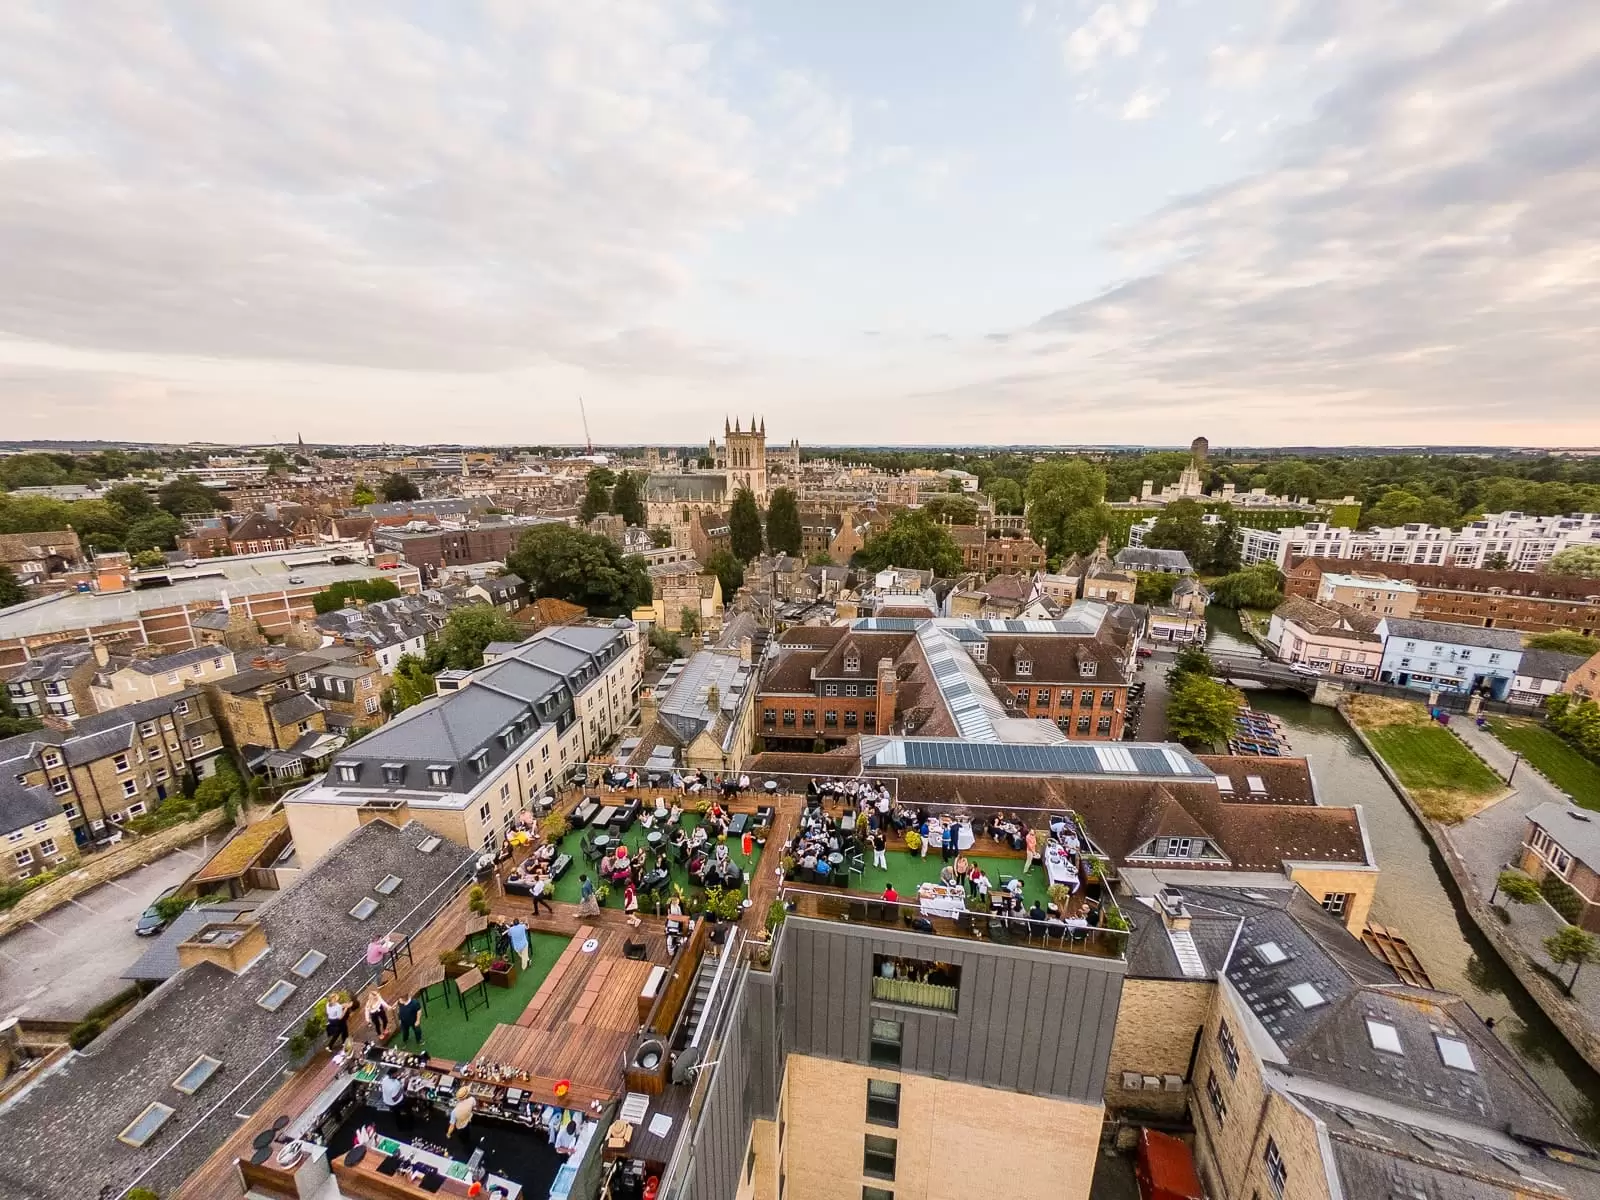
{"left": 1142, "top": 499, "right": 1211, "bottom": 565}
{"left": 1525, "top": 631, "right": 1600, "bottom": 658}
{"left": 157, "top": 476, "right": 231, "bottom": 517}
{"left": 1211, "top": 563, "right": 1285, "bottom": 610}
{"left": 920, "top": 493, "right": 979, "bottom": 526}
{"left": 0, "top": 566, "right": 24, "bottom": 611}
{"left": 611, "top": 471, "right": 646, "bottom": 527}
{"left": 506, "top": 524, "right": 651, "bottom": 616}
{"left": 352, "top": 483, "right": 377, "bottom": 506}
{"left": 580, "top": 473, "right": 612, "bottom": 523}
{"left": 379, "top": 473, "right": 420, "bottom": 503}
{"left": 1166, "top": 674, "right": 1240, "bottom": 748}
{"left": 765, "top": 487, "right": 802, "bottom": 555}
{"left": 857, "top": 510, "right": 963, "bottom": 577}
{"left": 729, "top": 488, "right": 764, "bottom": 562}
{"left": 386, "top": 654, "right": 436, "bottom": 714}
{"left": 311, "top": 577, "right": 402, "bottom": 614}
{"left": 1134, "top": 571, "right": 1181, "bottom": 606}
{"left": 125, "top": 511, "right": 183, "bottom": 552}
{"left": 704, "top": 549, "right": 746, "bottom": 602}
{"left": 1548, "top": 546, "right": 1600, "bottom": 578}
{"left": 1544, "top": 924, "right": 1599, "bottom": 995}
{"left": 429, "top": 605, "right": 523, "bottom": 671}
{"left": 1025, "top": 460, "right": 1107, "bottom": 555}
{"left": 988, "top": 477, "right": 1024, "bottom": 515}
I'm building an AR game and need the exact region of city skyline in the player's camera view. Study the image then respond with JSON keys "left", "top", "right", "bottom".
{"left": 2, "top": 2, "right": 1597, "bottom": 446}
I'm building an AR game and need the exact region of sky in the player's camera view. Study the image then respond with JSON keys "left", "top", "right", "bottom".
{"left": 1, "top": 0, "right": 1598, "bottom": 448}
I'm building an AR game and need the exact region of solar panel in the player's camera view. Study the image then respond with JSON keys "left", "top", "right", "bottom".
{"left": 870, "top": 738, "right": 1212, "bottom": 777}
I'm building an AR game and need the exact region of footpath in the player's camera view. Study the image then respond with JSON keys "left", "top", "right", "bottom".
{"left": 1344, "top": 705, "right": 1600, "bottom": 1073}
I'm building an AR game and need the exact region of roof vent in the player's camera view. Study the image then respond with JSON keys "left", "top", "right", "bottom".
{"left": 1568, "top": 811, "right": 1593, "bottom": 823}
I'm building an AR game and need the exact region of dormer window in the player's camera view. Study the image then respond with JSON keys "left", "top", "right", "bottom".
{"left": 1014, "top": 655, "right": 1032, "bottom": 677}
{"left": 1078, "top": 660, "right": 1097, "bottom": 678}
{"left": 469, "top": 749, "right": 489, "bottom": 773}
{"left": 844, "top": 652, "right": 860, "bottom": 673}
{"left": 336, "top": 763, "right": 360, "bottom": 784}
{"left": 381, "top": 763, "right": 404, "bottom": 786}
{"left": 427, "top": 764, "right": 453, "bottom": 787}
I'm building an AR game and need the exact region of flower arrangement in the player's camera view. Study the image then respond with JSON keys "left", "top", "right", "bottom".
{"left": 540, "top": 811, "right": 571, "bottom": 843}
{"left": 903, "top": 830, "right": 922, "bottom": 853}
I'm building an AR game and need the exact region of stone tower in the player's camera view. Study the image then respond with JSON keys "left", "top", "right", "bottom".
{"left": 723, "top": 415, "right": 768, "bottom": 503}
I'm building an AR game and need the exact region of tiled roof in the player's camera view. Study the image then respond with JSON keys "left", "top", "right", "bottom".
{"left": 1381, "top": 617, "right": 1525, "bottom": 652}
{"left": 0, "top": 778, "right": 58, "bottom": 835}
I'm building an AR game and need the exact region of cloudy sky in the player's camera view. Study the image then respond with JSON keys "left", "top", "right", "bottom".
{"left": 2, "top": 0, "right": 1597, "bottom": 447}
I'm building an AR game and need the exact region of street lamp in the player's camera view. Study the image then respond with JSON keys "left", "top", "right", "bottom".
{"left": 1507, "top": 751, "right": 1522, "bottom": 785}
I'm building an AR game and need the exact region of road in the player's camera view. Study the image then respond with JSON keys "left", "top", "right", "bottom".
{"left": 0, "top": 839, "right": 214, "bottom": 1021}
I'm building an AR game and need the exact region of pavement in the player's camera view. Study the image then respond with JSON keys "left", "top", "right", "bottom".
{"left": 1445, "top": 720, "right": 1600, "bottom": 1017}
{"left": 0, "top": 838, "right": 216, "bottom": 1021}
{"left": 1131, "top": 650, "right": 1175, "bottom": 740}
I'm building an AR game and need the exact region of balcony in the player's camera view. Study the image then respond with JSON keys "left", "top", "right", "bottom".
{"left": 782, "top": 885, "right": 1127, "bottom": 961}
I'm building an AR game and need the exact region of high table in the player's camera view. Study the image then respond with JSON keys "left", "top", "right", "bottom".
{"left": 1044, "top": 845, "right": 1079, "bottom": 889}
{"left": 917, "top": 883, "right": 967, "bottom": 919}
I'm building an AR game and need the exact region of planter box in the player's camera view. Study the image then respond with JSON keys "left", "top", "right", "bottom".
{"left": 487, "top": 965, "right": 516, "bottom": 988}
{"left": 442, "top": 962, "right": 470, "bottom": 979}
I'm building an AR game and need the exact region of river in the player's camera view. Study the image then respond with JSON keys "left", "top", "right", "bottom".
{"left": 1206, "top": 606, "right": 1600, "bottom": 1136}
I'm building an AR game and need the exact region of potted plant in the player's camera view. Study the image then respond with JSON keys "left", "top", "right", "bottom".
{"left": 284, "top": 1029, "right": 317, "bottom": 1070}
{"left": 1047, "top": 883, "right": 1072, "bottom": 913}
{"left": 467, "top": 885, "right": 490, "bottom": 917}
{"left": 765, "top": 900, "right": 787, "bottom": 936}
{"left": 473, "top": 951, "right": 495, "bottom": 974}
{"left": 486, "top": 956, "right": 516, "bottom": 988}
{"left": 903, "top": 829, "right": 922, "bottom": 854}
{"left": 781, "top": 854, "right": 797, "bottom": 879}
{"left": 540, "top": 811, "right": 571, "bottom": 844}
{"left": 439, "top": 947, "right": 469, "bottom": 979}
{"left": 594, "top": 882, "right": 611, "bottom": 906}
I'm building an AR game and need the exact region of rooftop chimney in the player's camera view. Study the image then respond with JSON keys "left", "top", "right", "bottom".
{"left": 176, "top": 920, "right": 268, "bottom": 975}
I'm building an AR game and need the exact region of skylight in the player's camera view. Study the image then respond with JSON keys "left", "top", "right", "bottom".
{"left": 350, "top": 897, "right": 379, "bottom": 920}
{"left": 1256, "top": 941, "right": 1287, "bottom": 965}
{"left": 1214, "top": 774, "right": 1235, "bottom": 793}
{"left": 416, "top": 835, "right": 441, "bottom": 854}
{"left": 1366, "top": 1020, "right": 1403, "bottom": 1054}
{"left": 257, "top": 980, "right": 298, "bottom": 1012}
{"left": 1246, "top": 774, "right": 1268, "bottom": 794}
{"left": 375, "top": 874, "right": 402, "bottom": 895}
{"left": 118, "top": 1102, "right": 176, "bottom": 1147}
{"left": 1289, "top": 982, "right": 1326, "bottom": 1009}
{"left": 1436, "top": 1035, "right": 1476, "bottom": 1072}
{"left": 290, "top": 949, "right": 326, "bottom": 978}
{"left": 172, "top": 1055, "right": 222, "bottom": 1095}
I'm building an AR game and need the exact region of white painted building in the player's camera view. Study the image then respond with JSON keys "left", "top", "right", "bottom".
{"left": 1239, "top": 511, "right": 1600, "bottom": 571}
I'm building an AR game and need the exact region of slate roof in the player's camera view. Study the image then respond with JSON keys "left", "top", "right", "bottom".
{"left": 122, "top": 645, "right": 227, "bottom": 676}
{"left": 655, "top": 650, "right": 753, "bottom": 749}
{"left": 6, "top": 646, "right": 92, "bottom": 684}
{"left": 268, "top": 693, "right": 323, "bottom": 725}
{"left": 1381, "top": 617, "right": 1525, "bottom": 652}
{"left": 1516, "top": 648, "right": 1590, "bottom": 684}
{"left": 1523, "top": 801, "right": 1600, "bottom": 869}
{"left": 1115, "top": 546, "right": 1194, "bottom": 574}
{"left": 0, "top": 819, "right": 477, "bottom": 1200}
{"left": 122, "top": 903, "right": 262, "bottom": 983}
{"left": 1292, "top": 556, "right": 1600, "bottom": 603}
{"left": 0, "top": 778, "right": 58, "bottom": 836}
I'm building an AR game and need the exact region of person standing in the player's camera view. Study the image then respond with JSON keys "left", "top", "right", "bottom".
{"left": 578, "top": 873, "right": 599, "bottom": 916}
{"left": 624, "top": 882, "right": 640, "bottom": 927}
{"left": 530, "top": 874, "right": 554, "bottom": 915}
{"left": 396, "top": 992, "right": 423, "bottom": 1046}
{"left": 364, "top": 990, "right": 392, "bottom": 1040}
{"left": 942, "top": 822, "right": 958, "bottom": 862}
{"left": 323, "top": 993, "right": 350, "bottom": 1051}
{"left": 447, "top": 1093, "right": 477, "bottom": 1150}
{"left": 506, "top": 918, "right": 530, "bottom": 969}
{"left": 1023, "top": 829, "right": 1039, "bottom": 875}
{"left": 871, "top": 828, "right": 887, "bottom": 871}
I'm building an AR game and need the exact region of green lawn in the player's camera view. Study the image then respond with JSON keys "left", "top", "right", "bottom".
{"left": 1364, "top": 724, "right": 1504, "bottom": 797}
{"left": 1488, "top": 719, "right": 1600, "bottom": 810}
{"left": 860, "top": 849, "right": 1055, "bottom": 906}
{"left": 417, "top": 931, "right": 569, "bottom": 1062}
{"left": 547, "top": 814, "right": 764, "bottom": 910}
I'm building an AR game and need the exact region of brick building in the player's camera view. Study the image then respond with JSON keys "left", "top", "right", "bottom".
{"left": 1286, "top": 557, "right": 1600, "bottom": 635}
{"left": 983, "top": 632, "right": 1133, "bottom": 739}
{"left": 948, "top": 525, "right": 1047, "bottom": 574}
{"left": 375, "top": 523, "right": 523, "bottom": 571}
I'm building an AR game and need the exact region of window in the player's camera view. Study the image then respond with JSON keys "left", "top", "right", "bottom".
{"left": 148, "top": 744, "right": 163, "bottom": 759}
{"left": 15, "top": 849, "right": 33, "bottom": 868}
{"left": 349, "top": 897, "right": 379, "bottom": 920}
{"left": 1015, "top": 689, "right": 1030, "bottom": 705}
{"left": 864, "top": 683, "right": 876, "bottom": 697}
{"left": 863, "top": 1190, "right": 894, "bottom": 1200}
{"left": 188, "top": 736, "right": 205, "bottom": 752}
{"left": 1036, "top": 688, "right": 1051, "bottom": 705}
{"left": 845, "top": 712, "right": 859, "bottom": 728}
{"left": 42, "top": 750, "right": 61, "bottom": 769}
{"left": 173, "top": 1055, "right": 223, "bottom": 1095}
{"left": 122, "top": 779, "right": 139, "bottom": 798}
{"left": 1205, "top": 1069, "right": 1227, "bottom": 1126}
{"left": 38, "top": 838, "right": 57, "bottom": 857}
{"left": 765, "top": 709, "right": 777, "bottom": 723}
{"left": 1078, "top": 660, "right": 1097, "bottom": 677}
{"left": 1321, "top": 892, "right": 1347, "bottom": 917}
{"left": 864, "top": 712, "right": 876, "bottom": 729}
{"left": 1077, "top": 716, "right": 1091, "bottom": 733}
{"left": 113, "top": 753, "right": 130, "bottom": 774}
{"left": 50, "top": 776, "right": 71, "bottom": 795}
{"left": 291, "top": 949, "right": 327, "bottom": 978}
{"left": 824, "top": 683, "right": 838, "bottom": 697}
{"left": 845, "top": 653, "right": 860, "bottom": 672}
{"left": 824, "top": 711, "right": 838, "bottom": 727}
{"left": 866, "top": 1079, "right": 900, "bottom": 1127}
{"left": 365, "top": 696, "right": 380, "bottom": 715}
{"left": 1256, "top": 941, "right": 1287, "bottom": 965}
{"left": 337, "top": 763, "right": 360, "bottom": 783}
{"left": 1218, "top": 1018, "right": 1239, "bottom": 1078}
{"left": 375, "top": 874, "right": 403, "bottom": 895}
{"left": 782, "top": 709, "right": 796, "bottom": 726}
{"left": 126, "top": 801, "right": 147, "bottom": 817}
{"left": 140, "top": 721, "right": 157, "bottom": 738}
{"left": 1367, "top": 1020, "right": 1403, "bottom": 1054}
{"left": 1079, "top": 689, "right": 1093, "bottom": 707}
{"left": 1097, "top": 716, "right": 1112, "bottom": 733}
{"left": 869, "top": 1018, "right": 902, "bottom": 1066}
{"left": 872, "top": 954, "right": 959, "bottom": 1012}
{"left": 845, "top": 683, "right": 859, "bottom": 698}
{"left": 1289, "top": 982, "right": 1326, "bottom": 1009}
{"left": 428, "top": 765, "right": 453, "bottom": 787}
{"left": 863, "top": 1135, "right": 897, "bottom": 1181}
{"left": 1263, "top": 1138, "right": 1287, "bottom": 1198}
{"left": 1015, "top": 657, "right": 1032, "bottom": 677}
{"left": 257, "top": 980, "right": 298, "bottom": 1011}
{"left": 61, "top": 802, "right": 79, "bottom": 820}
{"left": 118, "top": 1102, "right": 176, "bottom": 1148}
{"left": 174, "top": 699, "right": 190, "bottom": 715}
{"left": 1436, "top": 1035, "right": 1476, "bottom": 1072}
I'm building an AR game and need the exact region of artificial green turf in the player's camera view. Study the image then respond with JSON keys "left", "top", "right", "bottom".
{"left": 412, "top": 931, "right": 570, "bottom": 1062}
{"left": 1488, "top": 718, "right": 1600, "bottom": 809}
{"left": 858, "top": 848, "right": 1054, "bottom": 906}
{"left": 1364, "top": 724, "right": 1504, "bottom": 796}
{"left": 545, "top": 814, "right": 764, "bottom": 910}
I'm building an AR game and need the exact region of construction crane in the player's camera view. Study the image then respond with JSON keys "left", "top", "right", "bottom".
{"left": 578, "top": 397, "right": 593, "bottom": 454}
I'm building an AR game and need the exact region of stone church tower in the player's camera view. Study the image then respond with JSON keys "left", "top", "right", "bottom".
{"left": 723, "top": 415, "right": 768, "bottom": 503}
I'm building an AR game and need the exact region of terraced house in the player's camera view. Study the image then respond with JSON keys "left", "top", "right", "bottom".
{"left": 0, "top": 777, "right": 76, "bottom": 881}
{"left": 0, "top": 689, "right": 227, "bottom": 847}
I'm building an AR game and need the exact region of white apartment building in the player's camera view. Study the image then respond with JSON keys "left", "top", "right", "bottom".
{"left": 283, "top": 620, "right": 642, "bottom": 864}
{"left": 1239, "top": 511, "right": 1600, "bottom": 570}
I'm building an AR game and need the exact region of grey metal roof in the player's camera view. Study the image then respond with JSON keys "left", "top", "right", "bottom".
{"left": 0, "top": 819, "right": 477, "bottom": 1200}
{"left": 122, "top": 903, "right": 260, "bottom": 982}
{"left": 1381, "top": 618, "right": 1525, "bottom": 653}
{"left": 657, "top": 651, "right": 750, "bottom": 746}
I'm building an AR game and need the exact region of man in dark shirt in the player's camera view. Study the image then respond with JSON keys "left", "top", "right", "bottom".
{"left": 396, "top": 992, "right": 423, "bottom": 1046}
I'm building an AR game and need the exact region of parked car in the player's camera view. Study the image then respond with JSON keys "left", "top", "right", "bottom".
{"left": 1136, "top": 646, "right": 1155, "bottom": 658}
{"left": 1289, "top": 662, "right": 1321, "bottom": 677}
{"left": 135, "top": 885, "right": 183, "bottom": 937}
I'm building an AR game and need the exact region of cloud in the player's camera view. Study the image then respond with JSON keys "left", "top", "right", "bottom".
{"left": 1120, "top": 86, "right": 1169, "bottom": 120}
{"left": 1063, "top": 0, "right": 1156, "bottom": 73}
{"left": 0, "top": 1, "right": 853, "bottom": 378}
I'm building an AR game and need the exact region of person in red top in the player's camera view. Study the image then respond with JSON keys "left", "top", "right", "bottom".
{"left": 882, "top": 884, "right": 898, "bottom": 902}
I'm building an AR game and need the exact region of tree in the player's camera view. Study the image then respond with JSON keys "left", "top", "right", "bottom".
{"left": 352, "top": 483, "right": 377, "bottom": 506}
{"left": 131, "top": 549, "right": 168, "bottom": 569}
{"left": 1059, "top": 504, "right": 1117, "bottom": 556}
{"left": 650, "top": 526, "right": 674, "bottom": 549}
{"left": 988, "top": 477, "right": 1024, "bottom": 516}
{"left": 379, "top": 473, "right": 420, "bottom": 503}
{"left": 124, "top": 511, "right": 183, "bottom": 552}
{"left": 429, "top": 605, "right": 523, "bottom": 671}
{"left": 1211, "top": 564, "right": 1285, "bottom": 610}
{"left": 680, "top": 607, "right": 702, "bottom": 638}
{"left": 920, "top": 494, "right": 978, "bottom": 526}
{"left": 1548, "top": 546, "right": 1600, "bottom": 578}
{"left": 1166, "top": 674, "right": 1241, "bottom": 748}
{"left": 580, "top": 473, "right": 612, "bottom": 523}
{"left": 1543, "top": 925, "right": 1599, "bottom": 995}
{"left": 705, "top": 549, "right": 746, "bottom": 602}
{"left": 506, "top": 524, "right": 652, "bottom": 616}
{"left": 729, "top": 488, "right": 765, "bottom": 562}
{"left": 387, "top": 654, "right": 436, "bottom": 713}
{"left": 1526, "top": 631, "right": 1600, "bottom": 658}
{"left": 0, "top": 565, "right": 23, "bottom": 610}
{"left": 809, "top": 551, "right": 835, "bottom": 567}
{"left": 1169, "top": 644, "right": 1213, "bottom": 680}
{"left": 1025, "top": 460, "right": 1106, "bottom": 554}
{"left": 1483, "top": 551, "right": 1510, "bottom": 571}
{"left": 1491, "top": 869, "right": 1542, "bottom": 906}
{"left": 765, "top": 487, "right": 802, "bottom": 555}
{"left": 649, "top": 626, "right": 683, "bottom": 659}
{"left": 611, "top": 471, "right": 646, "bottom": 527}
{"left": 1134, "top": 571, "right": 1181, "bottom": 606}
{"left": 858, "top": 510, "right": 963, "bottom": 576}
{"left": 104, "top": 482, "right": 155, "bottom": 519}
{"left": 1208, "top": 507, "right": 1242, "bottom": 573}
{"left": 311, "top": 578, "right": 402, "bottom": 614}
{"left": 1143, "top": 499, "right": 1210, "bottom": 565}
{"left": 157, "top": 476, "right": 230, "bottom": 517}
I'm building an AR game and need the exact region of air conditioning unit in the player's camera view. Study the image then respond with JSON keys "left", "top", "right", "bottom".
{"left": 1162, "top": 1075, "right": 1185, "bottom": 1092}
{"left": 1121, "top": 1073, "right": 1143, "bottom": 1091}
